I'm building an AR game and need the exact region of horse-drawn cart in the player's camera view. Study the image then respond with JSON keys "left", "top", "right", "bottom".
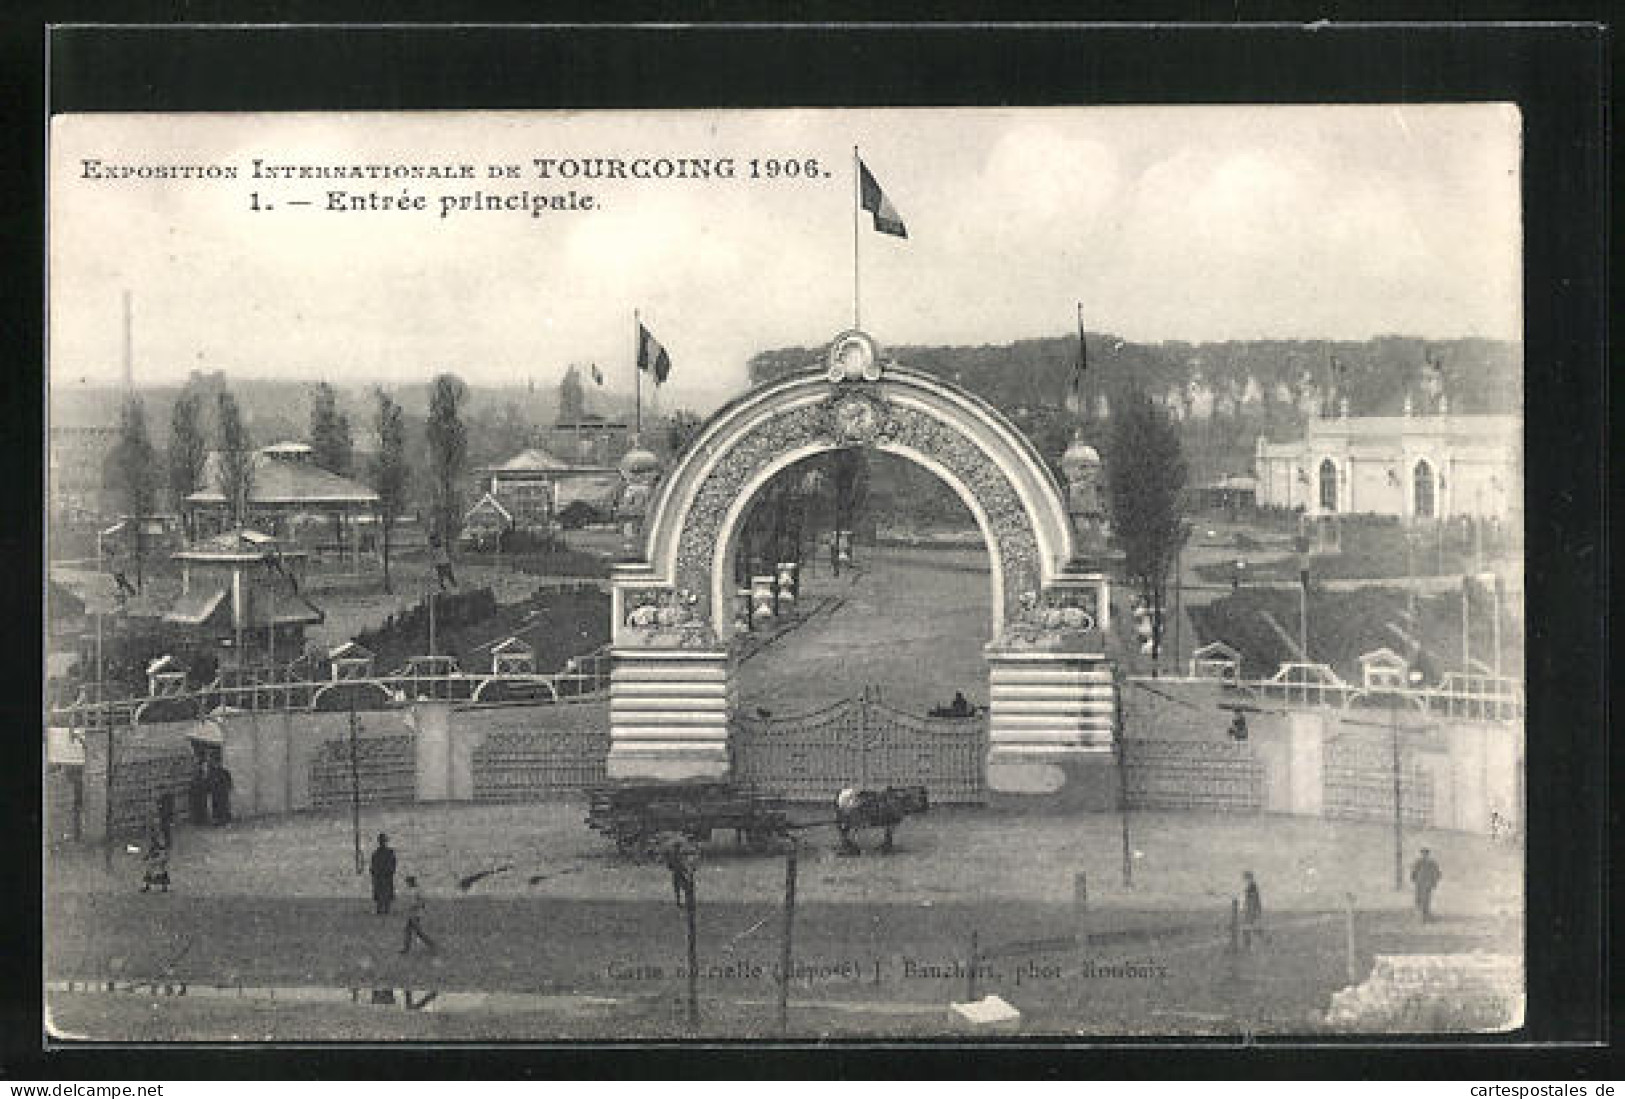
{"left": 585, "top": 780, "right": 793, "bottom": 854}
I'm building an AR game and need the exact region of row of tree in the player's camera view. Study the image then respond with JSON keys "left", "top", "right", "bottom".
{"left": 103, "top": 375, "right": 476, "bottom": 594}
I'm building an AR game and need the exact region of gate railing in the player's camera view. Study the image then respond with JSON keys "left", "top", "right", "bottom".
{"left": 730, "top": 686, "right": 987, "bottom": 805}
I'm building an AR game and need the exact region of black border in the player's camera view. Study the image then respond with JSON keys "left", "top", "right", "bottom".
{"left": 2, "top": 13, "right": 1611, "bottom": 1080}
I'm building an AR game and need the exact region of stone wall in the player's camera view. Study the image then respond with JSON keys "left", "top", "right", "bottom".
{"left": 57, "top": 690, "right": 1518, "bottom": 838}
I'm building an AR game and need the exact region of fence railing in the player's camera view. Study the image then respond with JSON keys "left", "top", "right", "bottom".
{"left": 1133, "top": 662, "right": 1523, "bottom": 722}
{"left": 47, "top": 645, "right": 614, "bottom": 728}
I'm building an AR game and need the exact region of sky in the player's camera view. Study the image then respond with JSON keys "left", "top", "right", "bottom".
{"left": 50, "top": 106, "right": 1522, "bottom": 412}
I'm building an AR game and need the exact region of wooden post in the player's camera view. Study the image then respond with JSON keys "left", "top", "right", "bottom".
{"left": 778, "top": 840, "right": 798, "bottom": 1034}
{"left": 103, "top": 718, "right": 115, "bottom": 874}
{"left": 1344, "top": 892, "right": 1358, "bottom": 984}
{"left": 1113, "top": 663, "right": 1133, "bottom": 888}
{"left": 966, "top": 930, "right": 979, "bottom": 1002}
{"left": 1391, "top": 697, "right": 1405, "bottom": 891}
{"left": 684, "top": 875, "right": 699, "bottom": 1029}
{"left": 349, "top": 699, "right": 363, "bottom": 875}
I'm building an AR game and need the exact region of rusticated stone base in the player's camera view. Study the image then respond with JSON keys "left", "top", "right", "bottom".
{"left": 606, "top": 647, "right": 732, "bottom": 781}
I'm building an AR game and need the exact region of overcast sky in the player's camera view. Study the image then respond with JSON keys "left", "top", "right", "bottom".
{"left": 50, "top": 106, "right": 1521, "bottom": 411}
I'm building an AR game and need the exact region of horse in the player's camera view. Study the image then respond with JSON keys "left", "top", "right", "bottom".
{"left": 833, "top": 785, "right": 929, "bottom": 855}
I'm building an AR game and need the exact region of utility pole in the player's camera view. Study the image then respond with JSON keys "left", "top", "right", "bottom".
{"left": 428, "top": 584, "right": 437, "bottom": 659}
{"left": 1112, "top": 661, "right": 1132, "bottom": 888}
{"left": 96, "top": 610, "right": 113, "bottom": 873}
{"left": 684, "top": 870, "right": 700, "bottom": 1029}
{"left": 349, "top": 696, "right": 363, "bottom": 874}
{"left": 1390, "top": 693, "right": 1404, "bottom": 891}
{"left": 1461, "top": 574, "right": 1471, "bottom": 674}
{"left": 778, "top": 839, "right": 799, "bottom": 1034}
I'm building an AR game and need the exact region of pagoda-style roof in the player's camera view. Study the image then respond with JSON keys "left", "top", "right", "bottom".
{"left": 162, "top": 581, "right": 323, "bottom": 629}
{"left": 328, "top": 640, "right": 375, "bottom": 661}
{"left": 490, "top": 636, "right": 535, "bottom": 655}
{"left": 163, "top": 586, "right": 229, "bottom": 625}
{"left": 188, "top": 450, "right": 380, "bottom": 508}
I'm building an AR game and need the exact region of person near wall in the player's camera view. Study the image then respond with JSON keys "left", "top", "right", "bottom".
{"left": 370, "top": 833, "right": 398, "bottom": 916}
{"left": 1410, "top": 848, "right": 1443, "bottom": 923}
{"left": 187, "top": 759, "right": 210, "bottom": 825}
{"left": 209, "top": 760, "right": 234, "bottom": 825}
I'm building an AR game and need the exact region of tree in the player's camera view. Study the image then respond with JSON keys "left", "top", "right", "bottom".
{"left": 105, "top": 396, "right": 159, "bottom": 588}
{"left": 1105, "top": 388, "right": 1189, "bottom": 673}
{"left": 424, "top": 373, "right": 469, "bottom": 545}
{"left": 369, "top": 389, "right": 409, "bottom": 593}
{"left": 308, "top": 382, "right": 353, "bottom": 475}
{"left": 557, "top": 365, "right": 586, "bottom": 424}
{"left": 167, "top": 392, "right": 208, "bottom": 539}
{"left": 215, "top": 391, "right": 256, "bottom": 528}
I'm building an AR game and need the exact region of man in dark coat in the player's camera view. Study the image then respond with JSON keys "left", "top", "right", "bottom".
{"left": 370, "top": 833, "right": 398, "bottom": 915}
{"left": 1410, "top": 848, "right": 1443, "bottom": 922}
{"left": 1240, "top": 870, "right": 1265, "bottom": 949}
{"left": 188, "top": 760, "right": 210, "bottom": 825}
{"left": 155, "top": 791, "right": 176, "bottom": 848}
{"left": 210, "top": 761, "right": 233, "bottom": 824}
{"left": 658, "top": 834, "right": 698, "bottom": 912}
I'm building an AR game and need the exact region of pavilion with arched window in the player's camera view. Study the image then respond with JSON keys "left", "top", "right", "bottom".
{"left": 1318, "top": 458, "right": 1339, "bottom": 512}
{"left": 1412, "top": 459, "right": 1436, "bottom": 519}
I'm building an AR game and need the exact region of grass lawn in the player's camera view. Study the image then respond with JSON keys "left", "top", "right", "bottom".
{"left": 1189, "top": 586, "right": 1522, "bottom": 684}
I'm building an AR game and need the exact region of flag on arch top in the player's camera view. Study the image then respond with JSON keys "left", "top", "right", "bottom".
{"left": 857, "top": 157, "right": 908, "bottom": 238}
{"left": 637, "top": 322, "right": 671, "bottom": 385}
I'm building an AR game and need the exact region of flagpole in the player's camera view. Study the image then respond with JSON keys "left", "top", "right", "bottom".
{"left": 852, "top": 146, "right": 861, "bottom": 329}
{"left": 633, "top": 310, "right": 642, "bottom": 442}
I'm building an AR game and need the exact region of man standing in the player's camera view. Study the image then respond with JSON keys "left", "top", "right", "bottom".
{"left": 399, "top": 875, "right": 438, "bottom": 954}
{"left": 659, "top": 834, "right": 698, "bottom": 912}
{"left": 370, "top": 833, "right": 398, "bottom": 915}
{"left": 1410, "top": 848, "right": 1443, "bottom": 923}
{"left": 156, "top": 791, "right": 175, "bottom": 848}
{"left": 210, "top": 760, "right": 234, "bottom": 825}
{"left": 1240, "top": 870, "right": 1265, "bottom": 949}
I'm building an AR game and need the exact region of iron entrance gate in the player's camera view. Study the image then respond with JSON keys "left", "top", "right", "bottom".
{"left": 730, "top": 687, "right": 987, "bottom": 804}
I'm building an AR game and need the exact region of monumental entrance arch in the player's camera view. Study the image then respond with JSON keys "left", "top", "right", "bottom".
{"left": 610, "top": 331, "right": 1119, "bottom": 806}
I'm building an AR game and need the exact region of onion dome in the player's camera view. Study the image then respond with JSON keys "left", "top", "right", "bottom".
{"left": 618, "top": 444, "right": 661, "bottom": 482}
{"left": 1061, "top": 434, "right": 1101, "bottom": 476}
